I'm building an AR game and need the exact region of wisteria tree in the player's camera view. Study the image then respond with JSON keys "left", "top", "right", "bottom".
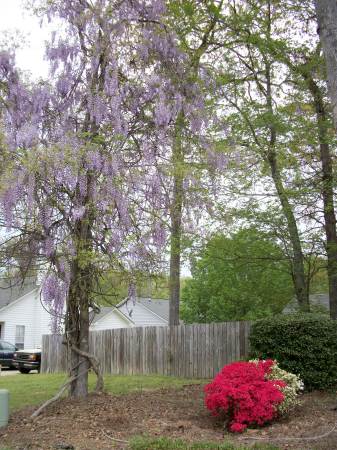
{"left": 0, "top": 0, "right": 208, "bottom": 401}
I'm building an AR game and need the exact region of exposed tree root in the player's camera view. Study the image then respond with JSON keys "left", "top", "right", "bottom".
{"left": 31, "top": 369, "right": 89, "bottom": 419}
{"left": 31, "top": 339, "right": 103, "bottom": 419}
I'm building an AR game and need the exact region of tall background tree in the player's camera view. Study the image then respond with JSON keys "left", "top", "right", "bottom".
{"left": 315, "top": 0, "right": 337, "bottom": 319}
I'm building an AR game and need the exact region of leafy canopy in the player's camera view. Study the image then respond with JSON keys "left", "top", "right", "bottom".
{"left": 181, "top": 228, "right": 293, "bottom": 322}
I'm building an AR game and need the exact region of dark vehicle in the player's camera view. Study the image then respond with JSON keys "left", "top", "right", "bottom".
{"left": 0, "top": 340, "right": 16, "bottom": 368}
{"left": 12, "top": 349, "right": 41, "bottom": 374}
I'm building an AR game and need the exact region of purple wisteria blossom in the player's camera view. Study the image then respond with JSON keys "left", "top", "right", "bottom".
{"left": 0, "top": 0, "right": 221, "bottom": 397}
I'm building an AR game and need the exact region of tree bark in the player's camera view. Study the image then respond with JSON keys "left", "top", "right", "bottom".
{"left": 266, "top": 151, "right": 309, "bottom": 310}
{"left": 67, "top": 253, "right": 92, "bottom": 398}
{"left": 314, "top": 0, "right": 337, "bottom": 319}
{"left": 264, "top": 56, "right": 309, "bottom": 310}
{"left": 169, "top": 114, "right": 184, "bottom": 326}
{"left": 306, "top": 77, "right": 337, "bottom": 320}
{"left": 315, "top": 0, "right": 337, "bottom": 130}
{"left": 66, "top": 174, "right": 96, "bottom": 398}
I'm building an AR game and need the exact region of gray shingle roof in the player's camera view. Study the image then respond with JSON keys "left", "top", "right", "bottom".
{"left": 137, "top": 298, "right": 169, "bottom": 321}
{"left": 0, "top": 277, "right": 38, "bottom": 310}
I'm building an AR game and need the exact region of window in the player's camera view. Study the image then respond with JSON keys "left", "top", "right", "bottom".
{"left": 15, "top": 325, "right": 25, "bottom": 349}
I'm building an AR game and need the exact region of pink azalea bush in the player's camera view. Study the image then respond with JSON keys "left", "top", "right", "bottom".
{"left": 204, "top": 360, "right": 286, "bottom": 432}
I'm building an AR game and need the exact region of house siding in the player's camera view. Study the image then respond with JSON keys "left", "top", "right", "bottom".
{"left": 0, "top": 289, "right": 52, "bottom": 349}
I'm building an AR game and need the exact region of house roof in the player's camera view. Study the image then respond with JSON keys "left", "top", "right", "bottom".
{"left": 93, "top": 297, "right": 169, "bottom": 324}
{"left": 91, "top": 306, "right": 114, "bottom": 323}
{"left": 90, "top": 305, "right": 134, "bottom": 325}
{"left": 0, "top": 277, "right": 38, "bottom": 311}
{"left": 137, "top": 298, "right": 169, "bottom": 322}
{"left": 283, "top": 293, "right": 329, "bottom": 313}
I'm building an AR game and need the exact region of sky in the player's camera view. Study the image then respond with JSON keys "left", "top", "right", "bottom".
{"left": 0, "top": 0, "right": 51, "bottom": 78}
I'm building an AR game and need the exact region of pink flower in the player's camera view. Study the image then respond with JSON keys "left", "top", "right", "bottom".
{"left": 204, "top": 360, "right": 286, "bottom": 433}
{"left": 230, "top": 423, "right": 247, "bottom": 433}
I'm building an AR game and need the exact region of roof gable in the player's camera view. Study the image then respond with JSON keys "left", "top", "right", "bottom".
{"left": 91, "top": 306, "right": 134, "bottom": 325}
{"left": 97, "top": 297, "right": 169, "bottom": 326}
{"left": 118, "top": 297, "right": 169, "bottom": 325}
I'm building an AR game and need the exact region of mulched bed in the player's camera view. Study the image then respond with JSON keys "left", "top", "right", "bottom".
{"left": 1, "top": 385, "right": 336, "bottom": 450}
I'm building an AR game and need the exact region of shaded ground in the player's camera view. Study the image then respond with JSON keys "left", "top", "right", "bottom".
{"left": 0, "top": 385, "right": 336, "bottom": 450}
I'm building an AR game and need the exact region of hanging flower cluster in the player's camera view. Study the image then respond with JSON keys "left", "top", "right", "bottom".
{"left": 0, "top": 0, "right": 193, "bottom": 317}
{"left": 204, "top": 360, "right": 286, "bottom": 432}
{"left": 0, "top": 0, "right": 220, "bottom": 335}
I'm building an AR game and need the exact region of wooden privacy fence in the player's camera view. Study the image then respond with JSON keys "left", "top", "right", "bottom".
{"left": 41, "top": 321, "right": 251, "bottom": 378}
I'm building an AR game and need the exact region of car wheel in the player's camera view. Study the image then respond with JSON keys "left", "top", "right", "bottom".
{"left": 19, "top": 368, "right": 31, "bottom": 374}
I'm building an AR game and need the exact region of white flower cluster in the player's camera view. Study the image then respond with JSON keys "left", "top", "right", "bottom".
{"left": 250, "top": 359, "right": 304, "bottom": 415}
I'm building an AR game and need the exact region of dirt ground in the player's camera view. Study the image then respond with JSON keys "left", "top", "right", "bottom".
{"left": 1, "top": 385, "right": 336, "bottom": 450}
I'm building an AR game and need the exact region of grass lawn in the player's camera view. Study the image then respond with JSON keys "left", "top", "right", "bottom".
{"left": 0, "top": 372, "right": 202, "bottom": 411}
{"left": 129, "top": 437, "right": 280, "bottom": 449}
{"left": 0, "top": 438, "right": 280, "bottom": 450}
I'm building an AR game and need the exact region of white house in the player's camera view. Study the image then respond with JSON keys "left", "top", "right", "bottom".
{"left": 0, "top": 278, "right": 169, "bottom": 348}
{"left": 0, "top": 278, "right": 52, "bottom": 349}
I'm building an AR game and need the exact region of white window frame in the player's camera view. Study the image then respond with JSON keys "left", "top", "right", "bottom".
{"left": 15, "top": 325, "right": 25, "bottom": 349}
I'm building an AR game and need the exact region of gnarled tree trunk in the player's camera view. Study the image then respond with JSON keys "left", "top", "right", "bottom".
{"left": 67, "top": 225, "right": 93, "bottom": 398}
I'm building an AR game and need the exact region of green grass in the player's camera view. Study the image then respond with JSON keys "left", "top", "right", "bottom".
{"left": 0, "top": 373, "right": 202, "bottom": 411}
{"left": 130, "top": 437, "right": 280, "bottom": 450}
{"left": 0, "top": 438, "right": 281, "bottom": 450}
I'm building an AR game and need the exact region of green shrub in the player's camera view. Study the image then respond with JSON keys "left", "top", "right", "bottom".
{"left": 249, "top": 313, "right": 337, "bottom": 390}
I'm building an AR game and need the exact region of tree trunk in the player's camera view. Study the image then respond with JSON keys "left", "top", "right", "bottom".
{"left": 67, "top": 259, "right": 92, "bottom": 398}
{"left": 306, "top": 77, "right": 337, "bottom": 320}
{"left": 266, "top": 149, "right": 310, "bottom": 310}
{"left": 66, "top": 176, "right": 95, "bottom": 398}
{"left": 169, "top": 114, "right": 184, "bottom": 326}
{"left": 315, "top": 0, "right": 337, "bottom": 130}
{"left": 314, "top": 0, "right": 337, "bottom": 319}
{"left": 264, "top": 57, "right": 309, "bottom": 310}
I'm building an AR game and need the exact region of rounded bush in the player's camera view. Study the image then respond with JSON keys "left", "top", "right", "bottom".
{"left": 249, "top": 314, "right": 337, "bottom": 390}
{"left": 204, "top": 360, "right": 286, "bottom": 432}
